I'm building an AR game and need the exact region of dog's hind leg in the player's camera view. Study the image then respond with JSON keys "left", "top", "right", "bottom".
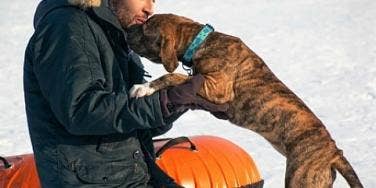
{"left": 286, "top": 160, "right": 336, "bottom": 188}
{"left": 293, "top": 168, "right": 336, "bottom": 188}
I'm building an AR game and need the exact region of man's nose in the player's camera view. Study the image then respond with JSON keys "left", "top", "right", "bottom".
{"left": 143, "top": 0, "right": 154, "bottom": 18}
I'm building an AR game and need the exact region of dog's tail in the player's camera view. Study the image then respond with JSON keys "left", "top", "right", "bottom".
{"left": 333, "top": 154, "right": 363, "bottom": 188}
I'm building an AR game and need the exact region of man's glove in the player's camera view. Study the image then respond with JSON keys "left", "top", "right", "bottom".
{"left": 159, "top": 74, "right": 229, "bottom": 119}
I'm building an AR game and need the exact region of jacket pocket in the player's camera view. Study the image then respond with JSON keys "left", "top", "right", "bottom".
{"left": 75, "top": 160, "right": 149, "bottom": 185}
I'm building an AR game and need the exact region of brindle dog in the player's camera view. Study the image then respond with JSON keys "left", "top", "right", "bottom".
{"left": 126, "top": 14, "right": 363, "bottom": 188}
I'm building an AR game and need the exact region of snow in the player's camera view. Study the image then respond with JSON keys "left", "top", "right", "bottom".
{"left": 0, "top": 0, "right": 375, "bottom": 187}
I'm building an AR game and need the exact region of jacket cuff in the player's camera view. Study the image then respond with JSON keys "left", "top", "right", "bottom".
{"left": 159, "top": 90, "right": 188, "bottom": 124}
{"left": 159, "top": 89, "right": 173, "bottom": 118}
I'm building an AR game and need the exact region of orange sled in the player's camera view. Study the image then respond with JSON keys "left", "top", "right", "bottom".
{"left": 154, "top": 136, "right": 263, "bottom": 188}
{"left": 0, "top": 154, "right": 40, "bottom": 188}
{"left": 1, "top": 135, "right": 263, "bottom": 188}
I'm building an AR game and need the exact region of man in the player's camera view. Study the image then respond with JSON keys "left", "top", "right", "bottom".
{"left": 23, "top": 0, "right": 227, "bottom": 187}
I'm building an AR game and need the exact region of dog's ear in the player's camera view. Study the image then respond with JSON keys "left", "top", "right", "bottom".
{"left": 159, "top": 25, "right": 179, "bottom": 73}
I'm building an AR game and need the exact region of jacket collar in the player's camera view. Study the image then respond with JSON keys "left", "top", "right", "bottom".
{"left": 91, "top": 0, "right": 124, "bottom": 31}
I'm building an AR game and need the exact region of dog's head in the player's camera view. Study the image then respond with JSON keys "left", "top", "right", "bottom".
{"left": 126, "top": 14, "right": 201, "bottom": 73}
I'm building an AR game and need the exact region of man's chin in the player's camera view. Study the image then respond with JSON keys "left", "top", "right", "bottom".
{"left": 117, "top": 17, "right": 134, "bottom": 29}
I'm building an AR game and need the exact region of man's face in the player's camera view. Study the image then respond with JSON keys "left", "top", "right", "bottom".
{"left": 112, "top": 0, "right": 155, "bottom": 28}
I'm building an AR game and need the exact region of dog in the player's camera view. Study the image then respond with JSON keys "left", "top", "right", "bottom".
{"left": 126, "top": 14, "right": 363, "bottom": 188}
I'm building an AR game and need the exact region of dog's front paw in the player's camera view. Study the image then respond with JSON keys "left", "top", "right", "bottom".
{"left": 129, "top": 83, "right": 156, "bottom": 98}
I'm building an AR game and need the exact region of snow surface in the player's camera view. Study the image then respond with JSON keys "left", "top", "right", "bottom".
{"left": 0, "top": 0, "right": 375, "bottom": 187}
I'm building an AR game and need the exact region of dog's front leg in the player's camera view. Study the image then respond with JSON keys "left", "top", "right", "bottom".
{"left": 149, "top": 73, "right": 189, "bottom": 91}
{"left": 129, "top": 73, "right": 189, "bottom": 98}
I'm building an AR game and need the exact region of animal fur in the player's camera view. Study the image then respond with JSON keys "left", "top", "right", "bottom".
{"left": 68, "top": 0, "right": 101, "bottom": 8}
{"left": 126, "top": 14, "right": 363, "bottom": 188}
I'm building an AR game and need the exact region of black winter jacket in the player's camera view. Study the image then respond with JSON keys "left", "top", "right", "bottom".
{"left": 23, "top": 0, "right": 171, "bottom": 187}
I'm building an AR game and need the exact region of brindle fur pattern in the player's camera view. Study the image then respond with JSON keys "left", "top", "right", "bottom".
{"left": 126, "top": 14, "right": 363, "bottom": 188}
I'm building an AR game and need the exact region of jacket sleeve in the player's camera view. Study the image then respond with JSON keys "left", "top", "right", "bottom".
{"left": 31, "top": 8, "right": 168, "bottom": 136}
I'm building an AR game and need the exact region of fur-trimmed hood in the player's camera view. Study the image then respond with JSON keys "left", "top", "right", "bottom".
{"left": 68, "top": 0, "right": 101, "bottom": 8}
{"left": 34, "top": 0, "right": 103, "bottom": 28}
{"left": 33, "top": 0, "right": 122, "bottom": 30}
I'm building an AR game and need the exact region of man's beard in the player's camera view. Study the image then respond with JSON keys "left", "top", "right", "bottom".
{"left": 110, "top": 0, "right": 133, "bottom": 29}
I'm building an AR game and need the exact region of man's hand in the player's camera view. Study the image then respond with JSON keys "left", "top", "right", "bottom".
{"left": 159, "top": 74, "right": 229, "bottom": 118}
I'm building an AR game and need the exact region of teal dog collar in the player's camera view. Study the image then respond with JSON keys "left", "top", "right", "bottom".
{"left": 182, "top": 24, "right": 214, "bottom": 67}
